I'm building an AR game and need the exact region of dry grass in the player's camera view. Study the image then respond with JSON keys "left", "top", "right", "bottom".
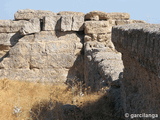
{"left": 0, "top": 79, "right": 109, "bottom": 120}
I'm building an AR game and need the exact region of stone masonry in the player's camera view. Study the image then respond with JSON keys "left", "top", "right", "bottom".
{"left": 0, "top": 9, "right": 144, "bottom": 86}
{"left": 112, "top": 24, "right": 160, "bottom": 119}
{"left": 1, "top": 9, "right": 159, "bottom": 119}
{"left": 83, "top": 11, "right": 145, "bottom": 91}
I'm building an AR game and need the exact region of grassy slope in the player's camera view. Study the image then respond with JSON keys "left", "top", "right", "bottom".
{"left": 0, "top": 79, "right": 111, "bottom": 120}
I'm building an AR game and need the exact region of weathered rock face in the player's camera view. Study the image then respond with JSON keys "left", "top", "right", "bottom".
{"left": 112, "top": 23, "right": 160, "bottom": 119}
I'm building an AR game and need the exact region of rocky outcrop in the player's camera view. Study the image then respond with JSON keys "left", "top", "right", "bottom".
{"left": 112, "top": 23, "right": 160, "bottom": 119}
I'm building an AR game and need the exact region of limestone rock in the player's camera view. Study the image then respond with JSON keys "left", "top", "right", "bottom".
{"left": 0, "top": 20, "right": 28, "bottom": 33}
{"left": 0, "top": 69, "right": 70, "bottom": 83}
{"left": 47, "top": 53, "right": 77, "bottom": 68}
{"left": 57, "top": 11, "right": 85, "bottom": 16}
{"left": 45, "top": 40, "right": 75, "bottom": 54}
{"left": 85, "top": 11, "right": 130, "bottom": 20}
{"left": 0, "top": 20, "right": 11, "bottom": 32}
{"left": 84, "top": 21, "right": 109, "bottom": 34}
{"left": 97, "top": 33, "right": 109, "bottom": 42}
{"left": 107, "top": 13, "right": 130, "bottom": 20}
{"left": 20, "top": 18, "right": 40, "bottom": 35}
{"left": 131, "top": 20, "right": 146, "bottom": 23}
{"left": 84, "top": 35, "right": 92, "bottom": 42}
{"left": 34, "top": 31, "right": 81, "bottom": 42}
{"left": 0, "top": 45, "right": 10, "bottom": 59}
{"left": 19, "top": 34, "right": 35, "bottom": 42}
{"left": 43, "top": 15, "right": 61, "bottom": 31}
{"left": 14, "top": 9, "right": 56, "bottom": 20}
{"left": 72, "top": 16, "right": 84, "bottom": 31}
{"left": 61, "top": 16, "right": 72, "bottom": 31}
{"left": 0, "top": 56, "right": 29, "bottom": 69}
{"left": 115, "top": 20, "right": 146, "bottom": 25}
{"left": 34, "top": 31, "right": 57, "bottom": 41}
{"left": 115, "top": 20, "right": 132, "bottom": 25}
{"left": 108, "top": 20, "right": 116, "bottom": 26}
{"left": 112, "top": 23, "right": 160, "bottom": 116}
{"left": 0, "top": 33, "right": 22, "bottom": 46}
{"left": 85, "top": 11, "right": 108, "bottom": 20}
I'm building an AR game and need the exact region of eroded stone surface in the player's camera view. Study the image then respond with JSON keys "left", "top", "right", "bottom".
{"left": 0, "top": 20, "right": 28, "bottom": 33}
{"left": 112, "top": 23, "right": 160, "bottom": 118}
{"left": 14, "top": 9, "right": 56, "bottom": 20}
{"left": 43, "top": 16, "right": 61, "bottom": 31}
{"left": 57, "top": 11, "right": 85, "bottom": 16}
{"left": 84, "top": 21, "right": 109, "bottom": 34}
{"left": 20, "top": 18, "right": 40, "bottom": 35}
{"left": 85, "top": 11, "right": 130, "bottom": 20}
{"left": 61, "top": 16, "right": 73, "bottom": 31}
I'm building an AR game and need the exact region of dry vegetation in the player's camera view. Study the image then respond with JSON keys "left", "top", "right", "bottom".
{"left": 0, "top": 79, "right": 114, "bottom": 120}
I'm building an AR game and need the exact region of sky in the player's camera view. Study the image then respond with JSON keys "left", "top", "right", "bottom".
{"left": 1, "top": 0, "right": 160, "bottom": 24}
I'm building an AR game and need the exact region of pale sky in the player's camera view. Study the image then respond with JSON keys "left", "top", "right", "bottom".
{"left": 1, "top": 0, "right": 160, "bottom": 23}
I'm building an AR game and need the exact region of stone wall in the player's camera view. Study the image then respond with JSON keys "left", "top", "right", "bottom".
{"left": 0, "top": 9, "right": 84, "bottom": 83}
{"left": 0, "top": 9, "right": 144, "bottom": 88}
{"left": 112, "top": 24, "right": 160, "bottom": 119}
{"left": 83, "top": 11, "right": 145, "bottom": 91}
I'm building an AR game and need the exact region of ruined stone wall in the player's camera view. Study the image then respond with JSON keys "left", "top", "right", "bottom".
{"left": 0, "top": 9, "right": 144, "bottom": 88}
{"left": 0, "top": 9, "right": 84, "bottom": 83}
{"left": 83, "top": 11, "right": 145, "bottom": 91}
{"left": 112, "top": 24, "right": 160, "bottom": 118}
